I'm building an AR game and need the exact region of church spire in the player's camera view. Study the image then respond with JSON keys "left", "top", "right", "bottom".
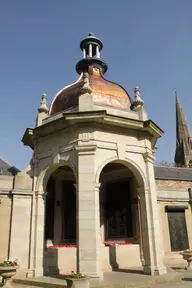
{"left": 174, "top": 92, "right": 192, "bottom": 167}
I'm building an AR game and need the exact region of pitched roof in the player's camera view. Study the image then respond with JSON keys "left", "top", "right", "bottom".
{"left": 154, "top": 166, "right": 192, "bottom": 181}
{"left": 0, "top": 157, "right": 20, "bottom": 176}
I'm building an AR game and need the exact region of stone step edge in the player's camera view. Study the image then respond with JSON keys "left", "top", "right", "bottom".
{"left": 13, "top": 278, "right": 67, "bottom": 288}
{"left": 12, "top": 274, "right": 182, "bottom": 288}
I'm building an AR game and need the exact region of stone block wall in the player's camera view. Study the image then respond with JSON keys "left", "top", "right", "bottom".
{"left": 0, "top": 176, "right": 14, "bottom": 261}
{"left": 44, "top": 245, "right": 141, "bottom": 274}
{"left": 156, "top": 179, "right": 192, "bottom": 261}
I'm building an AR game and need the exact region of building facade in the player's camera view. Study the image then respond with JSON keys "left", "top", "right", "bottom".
{"left": 0, "top": 34, "right": 192, "bottom": 280}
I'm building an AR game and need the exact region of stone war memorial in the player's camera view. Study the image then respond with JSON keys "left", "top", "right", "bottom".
{"left": 1, "top": 33, "right": 192, "bottom": 281}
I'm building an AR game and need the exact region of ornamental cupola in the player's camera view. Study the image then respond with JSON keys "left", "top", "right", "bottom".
{"left": 49, "top": 33, "right": 134, "bottom": 115}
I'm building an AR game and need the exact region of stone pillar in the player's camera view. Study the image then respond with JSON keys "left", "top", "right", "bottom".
{"left": 96, "top": 46, "right": 100, "bottom": 58}
{"left": 89, "top": 44, "right": 92, "bottom": 57}
{"left": 99, "top": 184, "right": 105, "bottom": 246}
{"left": 83, "top": 48, "right": 86, "bottom": 58}
{"left": 27, "top": 190, "right": 35, "bottom": 278}
{"left": 33, "top": 191, "right": 45, "bottom": 277}
{"left": 138, "top": 152, "right": 167, "bottom": 276}
{"left": 136, "top": 196, "right": 144, "bottom": 266}
{"left": 76, "top": 145, "right": 103, "bottom": 280}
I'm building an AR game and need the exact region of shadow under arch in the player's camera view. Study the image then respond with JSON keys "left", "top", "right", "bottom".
{"left": 42, "top": 161, "right": 77, "bottom": 275}
{"left": 95, "top": 156, "right": 147, "bottom": 188}
{"left": 97, "top": 156, "right": 147, "bottom": 272}
{"left": 35, "top": 160, "right": 77, "bottom": 193}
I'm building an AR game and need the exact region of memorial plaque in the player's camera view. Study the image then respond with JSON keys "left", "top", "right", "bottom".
{"left": 168, "top": 211, "right": 189, "bottom": 251}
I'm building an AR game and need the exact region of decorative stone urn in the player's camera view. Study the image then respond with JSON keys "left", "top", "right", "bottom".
{"left": 0, "top": 266, "right": 19, "bottom": 286}
{"left": 65, "top": 277, "right": 90, "bottom": 288}
{"left": 180, "top": 250, "right": 192, "bottom": 270}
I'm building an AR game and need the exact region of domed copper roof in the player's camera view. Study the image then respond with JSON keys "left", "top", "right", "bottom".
{"left": 49, "top": 66, "right": 132, "bottom": 115}
{"left": 49, "top": 33, "right": 132, "bottom": 115}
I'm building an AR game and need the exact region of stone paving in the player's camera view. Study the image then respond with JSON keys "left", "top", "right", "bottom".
{"left": 8, "top": 279, "right": 192, "bottom": 288}
{"left": 2, "top": 266, "right": 192, "bottom": 288}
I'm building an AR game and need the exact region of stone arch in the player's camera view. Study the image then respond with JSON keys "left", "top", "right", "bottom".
{"left": 36, "top": 160, "right": 77, "bottom": 193}
{"left": 95, "top": 156, "right": 146, "bottom": 187}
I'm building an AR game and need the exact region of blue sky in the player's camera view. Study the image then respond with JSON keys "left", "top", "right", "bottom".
{"left": 0, "top": 1, "right": 192, "bottom": 170}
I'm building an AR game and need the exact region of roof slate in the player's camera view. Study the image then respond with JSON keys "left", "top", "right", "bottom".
{"left": 0, "top": 157, "right": 20, "bottom": 176}
{"left": 154, "top": 166, "right": 192, "bottom": 181}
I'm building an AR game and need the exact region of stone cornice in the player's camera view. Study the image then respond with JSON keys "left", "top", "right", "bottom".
{"left": 22, "top": 128, "right": 34, "bottom": 149}
{"left": 22, "top": 111, "right": 164, "bottom": 150}
{"left": 157, "top": 197, "right": 189, "bottom": 202}
{"left": 0, "top": 189, "right": 33, "bottom": 196}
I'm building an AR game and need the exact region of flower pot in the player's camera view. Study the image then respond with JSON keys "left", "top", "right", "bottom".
{"left": 65, "top": 277, "right": 90, "bottom": 288}
{"left": 0, "top": 266, "right": 19, "bottom": 285}
{"left": 180, "top": 251, "right": 192, "bottom": 270}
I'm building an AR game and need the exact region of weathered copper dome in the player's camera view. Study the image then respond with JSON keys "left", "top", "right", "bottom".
{"left": 49, "top": 34, "right": 132, "bottom": 115}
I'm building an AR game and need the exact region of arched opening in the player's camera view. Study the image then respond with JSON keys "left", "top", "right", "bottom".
{"left": 45, "top": 165, "right": 76, "bottom": 246}
{"left": 99, "top": 162, "right": 140, "bottom": 245}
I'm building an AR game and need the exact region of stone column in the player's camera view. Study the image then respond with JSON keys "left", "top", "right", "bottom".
{"left": 96, "top": 46, "right": 100, "bottom": 58}
{"left": 89, "top": 44, "right": 92, "bottom": 57}
{"left": 76, "top": 145, "right": 103, "bottom": 280}
{"left": 136, "top": 196, "right": 144, "bottom": 266}
{"left": 83, "top": 48, "right": 86, "bottom": 58}
{"left": 138, "top": 152, "right": 167, "bottom": 276}
{"left": 99, "top": 184, "right": 105, "bottom": 246}
{"left": 33, "top": 191, "right": 45, "bottom": 277}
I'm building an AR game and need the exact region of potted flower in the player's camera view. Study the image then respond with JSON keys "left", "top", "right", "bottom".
{"left": 65, "top": 270, "right": 90, "bottom": 288}
{"left": 180, "top": 250, "right": 192, "bottom": 270}
{"left": 0, "top": 258, "right": 19, "bottom": 285}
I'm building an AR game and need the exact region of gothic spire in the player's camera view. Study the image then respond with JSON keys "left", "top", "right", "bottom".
{"left": 174, "top": 92, "right": 192, "bottom": 167}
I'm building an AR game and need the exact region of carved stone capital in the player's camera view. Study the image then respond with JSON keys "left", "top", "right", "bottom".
{"left": 75, "top": 145, "right": 97, "bottom": 155}
{"left": 143, "top": 152, "right": 154, "bottom": 163}
{"left": 35, "top": 190, "right": 45, "bottom": 200}
{"left": 95, "top": 183, "right": 101, "bottom": 191}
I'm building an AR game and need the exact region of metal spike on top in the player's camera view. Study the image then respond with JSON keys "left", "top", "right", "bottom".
{"left": 38, "top": 93, "right": 49, "bottom": 113}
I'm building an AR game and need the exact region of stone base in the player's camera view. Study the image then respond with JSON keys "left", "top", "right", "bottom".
{"left": 143, "top": 265, "right": 167, "bottom": 276}
{"left": 88, "top": 271, "right": 103, "bottom": 281}
{"left": 26, "top": 269, "right": 35, "bottom": 278}
{"left": 33, "top": 267, "right": 44, "bottom": 277}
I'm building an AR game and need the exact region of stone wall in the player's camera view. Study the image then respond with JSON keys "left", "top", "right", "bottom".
{"left": 44, "top": 245, "right": 141, "bottom": 274}
{"left": 156, "top": 180, "right": 192, "bottom": 189}
{"left": 0, "top": 176, "right": 13, "bottom": 261}
{"left": 156, "top": 181, "right": 192, "bottom": 261}
{"left": 0, "top": 172, "right": 32, "bottom": 274}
